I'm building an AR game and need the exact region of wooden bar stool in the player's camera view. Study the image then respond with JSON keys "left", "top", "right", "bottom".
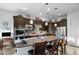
{"left": 59, "top": 39, "right": 67, "bottom": 55}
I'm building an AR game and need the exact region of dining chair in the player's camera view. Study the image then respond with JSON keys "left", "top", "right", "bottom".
{"left": 0, "top": 40, "right": 3, "bottom": 50}
{"left": 46, "top": 39, "right": 60, "bottom": 55}
{"left": 46, "top": 41, "right": 53, "bottom": 49}
{"left": 28, "top": 41, "right": 47, "bottom": 55}
{"left": 46, "top": 41, "right": 53, "bottom": 54}
{"left": 3, "top": 38, "right": 13, "bottom": 49}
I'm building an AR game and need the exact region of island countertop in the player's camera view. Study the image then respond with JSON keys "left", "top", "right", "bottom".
{"left": 15, "top": 35, "right": 56, "bottom": 48}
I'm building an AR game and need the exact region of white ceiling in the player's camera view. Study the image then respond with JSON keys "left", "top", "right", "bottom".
{"left": 0, "top": 3, "right": 79, "bottom": 21}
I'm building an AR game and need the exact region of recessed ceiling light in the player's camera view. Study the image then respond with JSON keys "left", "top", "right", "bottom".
{"left": 40, "top": 13, "right": 43, "bottom": 15}
{"left": 50, "top": 16, "right": 52, "bottom": 18}
{"left": 47, "top": 8, "right": 51, "bottom": 11}
{"left": 45, "top": 3, "right": 48, "bottom": 5}
{"left": 23, "top": 8, "right": 26, "bottom": 10}
{"left": 55, "top": 8, "right": 58, "bottom": 10}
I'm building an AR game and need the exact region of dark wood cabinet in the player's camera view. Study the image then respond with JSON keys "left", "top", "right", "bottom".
{"left": 14, "top": 15, "right": 23, "bottom": 27}
{"left": 13, "top": 15, "right": 67, "bottom": 35}
{"left": 23, "top": 18, "right": 30, "bottom": 25}
{"left": 13, "top": 15, "right": 48, "bottom": 31}
{"left": 13, "top": 15, "right": 30, "bottom": 28}
{"left": 56, "top": 19, "right": 67, "bottom": 27}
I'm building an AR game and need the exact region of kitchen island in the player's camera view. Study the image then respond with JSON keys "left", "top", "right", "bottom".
{"left": 15, "top": 35, "right": 56, "bottom": 48}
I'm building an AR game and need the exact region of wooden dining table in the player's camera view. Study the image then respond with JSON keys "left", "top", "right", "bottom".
{"left": 16, "top": 35, "right": 57, "bottom": 48}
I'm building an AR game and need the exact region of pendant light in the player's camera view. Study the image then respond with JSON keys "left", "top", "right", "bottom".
{"left": 45, "top": 22, "right": 48, "bottom": 26}
{"left": 30, "top": 20, "right": 33, "bottom": 24}
{"left": 54, "top": 23, "right": 57, "bottom": 27}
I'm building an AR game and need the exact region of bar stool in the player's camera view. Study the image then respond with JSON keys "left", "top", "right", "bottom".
{"left": 59, "top": 39, "right": 67, "bottom": 55}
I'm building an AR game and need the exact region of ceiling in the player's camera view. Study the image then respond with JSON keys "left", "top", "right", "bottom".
{"left": 0, "top": 3, "right": 79, "bottom": 21}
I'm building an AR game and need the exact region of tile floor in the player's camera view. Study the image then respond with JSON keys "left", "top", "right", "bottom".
{"left": 0, "top": 48, "right": 15, "bottom": 55}
{"left": 66, "top": 45, "right": 79, "bottom": 55}
{"left": 0, "top": 45, "right": 79, "bottom": 55}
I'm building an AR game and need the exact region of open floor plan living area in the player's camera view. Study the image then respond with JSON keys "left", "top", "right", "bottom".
{"left": 0, "top": 3, "right": 79, "bottom": 55}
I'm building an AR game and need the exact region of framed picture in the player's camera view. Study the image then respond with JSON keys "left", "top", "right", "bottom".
{"left": 25, "top": 25, "right": 33, "bottom": 30}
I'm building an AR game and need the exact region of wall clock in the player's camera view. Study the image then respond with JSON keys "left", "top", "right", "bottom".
{"left": 3, "top": 22, "right": 8, "bottom": 26}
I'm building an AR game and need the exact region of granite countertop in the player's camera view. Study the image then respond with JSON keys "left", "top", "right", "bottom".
{"left": 15, "top": 35, "right": 56, "bottom": 48}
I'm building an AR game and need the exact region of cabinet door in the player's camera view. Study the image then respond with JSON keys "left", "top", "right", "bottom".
{"left": 14, "top": 16, "right": 25, "bottom": 28}
{"left": 24, "top": 18, "right": 30, "bottom": 25}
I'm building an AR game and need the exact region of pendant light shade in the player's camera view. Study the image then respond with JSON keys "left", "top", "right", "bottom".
{"left": 45, "top": 22, "right": 48, "bottom": 26}
{"left": 54, "top": 23, "right": 57, "bottom": 27}
{"left": 30, "top": 20, "right": 33, "bottom": 24}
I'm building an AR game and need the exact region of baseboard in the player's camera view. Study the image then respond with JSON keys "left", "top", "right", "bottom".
{"left": 67, "top": 44, "right": 79, "bottom": 48}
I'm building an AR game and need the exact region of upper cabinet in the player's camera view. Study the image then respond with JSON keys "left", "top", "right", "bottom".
{"left": 13, "top": 15, "right": 49, "bottom": 31}
{"left": 13, "top": 15, "right": 67, "bottom": 33}
{"left": 13, "top": 15, "right": 23, "bottom": 28}
{"left": 13, "top": 15, "right": 30, "bottom": 28}
{"left": 56, "top": 19, "right": 67, "bottom": 27}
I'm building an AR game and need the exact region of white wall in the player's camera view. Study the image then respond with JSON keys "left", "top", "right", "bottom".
{"left": 0, "top": 10, "right": 17, "bottom": 39}
{"left": 67, "top": 11, "right": 79, "bottom": 46}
